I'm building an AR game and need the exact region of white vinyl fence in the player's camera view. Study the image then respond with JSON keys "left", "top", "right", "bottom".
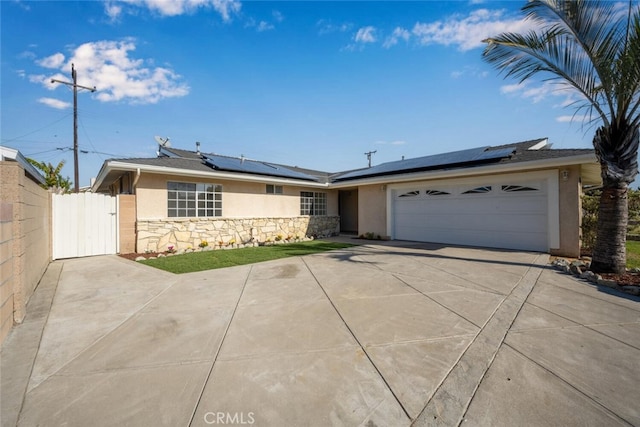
{"left": 52, "top": 193, "right": 118, "bottom": 260}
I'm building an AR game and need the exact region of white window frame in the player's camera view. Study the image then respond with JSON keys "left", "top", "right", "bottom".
{"left": 300, "top": 191, "right": 327, "bottom": 216}
{"left": 266, "top": 184, "right": 283, "bottom": 194}
{"left": 167, "top": 181, "right": 222, "bottom": 218}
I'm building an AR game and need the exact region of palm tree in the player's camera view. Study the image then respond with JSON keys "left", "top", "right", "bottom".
{"left": 27, "top": 158, "right": 72, "bottom": 194}
{"left": 482, "top": 0, "right": 640, "bottom": 273}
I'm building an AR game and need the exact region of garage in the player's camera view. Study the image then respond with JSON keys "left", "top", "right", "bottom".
{"left": 391, "top": 176, "right": 551, "bottom": 252}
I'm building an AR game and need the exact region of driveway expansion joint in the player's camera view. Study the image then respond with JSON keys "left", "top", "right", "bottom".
{"left": 413, "top": 254, "right": 548, "bottom": 426}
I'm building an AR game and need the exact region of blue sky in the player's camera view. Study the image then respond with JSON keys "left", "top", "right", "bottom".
{"left": 2, "top": 0, "right": 599, "bottom": 187}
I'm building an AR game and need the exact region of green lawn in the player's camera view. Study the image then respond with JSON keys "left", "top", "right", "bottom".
{"left": 139, "top": 240, "right": 357, "bottom": 274}
{"left": 627, "top": 240, "right": 640, "bottom": 269}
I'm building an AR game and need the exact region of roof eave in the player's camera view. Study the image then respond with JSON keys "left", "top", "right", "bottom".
{"left": 329, "top": 153, "right": 600, "bottom": 188}
{"left": 92, "top": 161, "right": 330, "bottom": 192}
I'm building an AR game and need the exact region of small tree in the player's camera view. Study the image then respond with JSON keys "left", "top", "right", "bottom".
{"left": 27, "top": 158, "right": 72, "bottom": 194}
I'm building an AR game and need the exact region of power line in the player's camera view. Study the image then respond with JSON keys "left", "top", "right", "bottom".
{"left": 1, "top": 113, "right": 73, "bottom": 144}
{"left": 78, "top": 115, "right": 104, "bottom": 162}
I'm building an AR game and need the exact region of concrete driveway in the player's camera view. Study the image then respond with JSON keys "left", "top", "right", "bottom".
{"left": 2, "top": 240, "right": 639, "bottom": 426}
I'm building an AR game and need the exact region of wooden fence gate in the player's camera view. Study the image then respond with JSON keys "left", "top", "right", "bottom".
{"left": 52, "top": 193, "right": 118, "bottom": 260}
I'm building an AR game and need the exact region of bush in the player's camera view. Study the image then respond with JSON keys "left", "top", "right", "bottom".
{"left": 581, "top": 190, "right": 600, "bottom": 252}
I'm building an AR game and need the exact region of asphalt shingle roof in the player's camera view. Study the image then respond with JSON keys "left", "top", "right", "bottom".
{"left": 104, "top": 138, "right": 595, "bottom": 184}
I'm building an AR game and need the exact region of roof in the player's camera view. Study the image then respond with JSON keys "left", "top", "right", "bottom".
{"left": 92, "top": 137, "right": 599, "bottom": 192}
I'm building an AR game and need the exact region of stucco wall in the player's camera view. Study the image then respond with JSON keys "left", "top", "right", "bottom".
{"left": 553, "top": 165, "right": 582, "bottom": 258}
{"left": 118, "top": 194, "right": 136, "bottom": 254}
{"left": 0, "top": 161, "right": 51, "bottom": 344}
{"left": 135, "top": 173, "right": 338, "bottom": 219}
{"left": 357, "top": 184, "right": 388, "bottom": 239}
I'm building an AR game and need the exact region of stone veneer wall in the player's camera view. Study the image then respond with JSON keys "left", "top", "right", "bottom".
{"left": 137, "top": 216, "right": 340, "bottom": 253}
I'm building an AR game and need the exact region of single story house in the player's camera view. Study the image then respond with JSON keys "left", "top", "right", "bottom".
{"left": 92, "top": 138, "right": 601, "bottom": 257}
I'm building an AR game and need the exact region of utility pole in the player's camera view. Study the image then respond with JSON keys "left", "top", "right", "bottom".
{"left": 51, "top": 63, "right": 96, "bottom": 192}
{"left": 364, "top": 150, "right": 377, "bottom": 168}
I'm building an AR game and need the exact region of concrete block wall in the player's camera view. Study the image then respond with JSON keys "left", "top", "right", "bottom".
{"left": 0, "top": 161, "right": 51, "bottom": 345}
{"left": 0, "top": 202, "right": 14, "bottom": 343}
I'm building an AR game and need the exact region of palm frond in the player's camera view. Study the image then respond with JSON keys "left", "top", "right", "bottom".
{"left": 483, "top": 0, "right": 640, "bottom": 132}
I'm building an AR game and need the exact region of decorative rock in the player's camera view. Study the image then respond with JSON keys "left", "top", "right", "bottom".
{"left": 569, "top": 260, "right": 587, "bottom": 275}
{"left": 135, "top": 256, "right": 146, "bottom": 262}
{"left": 597, "top": 278, "right": 618, "bottom": 288}
{"left": 580, "top": 270, "right": 597, "bottom": 282}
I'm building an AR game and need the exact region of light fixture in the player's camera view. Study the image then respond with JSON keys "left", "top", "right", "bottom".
{"left": 561, "top": 170, "right": 569, "bottom": 181}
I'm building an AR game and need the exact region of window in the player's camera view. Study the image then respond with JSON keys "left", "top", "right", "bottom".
{"left": 462, "top": 186, "right": 492, "bottom": 194}
{"left": 300, "top": 191, "right": 327, "bottom": 216}
{"left": 501, "top": 185, "right": 539, "bottom": 192}
{"left": 266, "top": 184, "right": 283, "bottom": 194}
{"left": 398, "top": 190, "right": 420, "bottom": 198}
{"left": 424, "top": 189, "right": 450, "bottom": 196}
{"left": 167, "top": 182, "right": 222, "bottom": 218}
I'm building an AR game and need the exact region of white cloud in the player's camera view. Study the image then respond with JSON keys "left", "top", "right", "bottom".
{"left": 19, "top": 50, "right": 37, "bottom": 60}
{"left": 383, "top": 27, "right": 410, "bottom": 49}
{"left": 316, "top": 19, "right": 352, "bottom": 35}
{"left": 412, "top": 8, "right": 533, "bottom": 51}
{"left": 31, "top": 39, "right": 189, "bottom": 104}
{"left": 450, "top": 66, "right": 488, "bottom": 79}
{"left": 500, "top": 82, "right": 529, "bottom": 95}
{"left": 38, "top": 97, "right": 72, "bottom": 109}
{"left": 355, "top": 26, "right": 376, "bottom": 43}
{"left": 272, "top": 10, "right": 283, "bottom": 22}
{"left": 104, "top": 2, "right": 123, "bottom": 21}
{"left": 500, "top": 80, "right": 580, "bottom": 108}
{"left": 256, "top": 21, "right": 274, "bottom": 32}
{"left": 37, "top": 52, "right": 65, "bottom": 69}
{"left": 211, "top": 0, "right": 241, "bottom": 22}
{"left": 556, "top": 114, "right": 590, "bottom": 123}
{"left": 104, "top": 0, "right": 241, "bottom": 22}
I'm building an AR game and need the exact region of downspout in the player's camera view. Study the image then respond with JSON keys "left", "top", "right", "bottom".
{"left": 132, "top": 168, "right": 141, "bottom": 192}
{"left": 132, "top": 168, "right": 141, "bottom": 253}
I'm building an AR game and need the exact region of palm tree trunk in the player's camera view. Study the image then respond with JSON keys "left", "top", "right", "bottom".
{"left": 590, "top": 181, "right": 628, "bottom": 274}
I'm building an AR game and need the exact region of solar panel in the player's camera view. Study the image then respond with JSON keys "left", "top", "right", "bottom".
{"left": 334, "top": 146, "right": 514, "bottom": 181}
{"left": 203, "top": 155, "right": 318, "bottom": 181}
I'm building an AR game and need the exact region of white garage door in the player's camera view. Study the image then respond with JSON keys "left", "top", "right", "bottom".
{"left": 392, "top": 179, "right": 548, "bottom": 252}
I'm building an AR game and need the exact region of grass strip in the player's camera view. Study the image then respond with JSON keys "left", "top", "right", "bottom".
{"left": 139, "top": 240, "right": 357, "bottom": 274}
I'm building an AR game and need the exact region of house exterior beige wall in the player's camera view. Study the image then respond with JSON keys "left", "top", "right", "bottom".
{"left": 357, "top": 184, "right": 388, "bottom": 239}
{"left": 135, "top": 173, "right": 338, "bottom": 219}
{"left": 553, "top": 165, "right": 582, "bottom": 258}
{"left": 0, "top": 161, "right": 51, "bottom": 345}
{"left": 133, "top": 173, "right": 339, "bottom": 252}
{"left": 118, "top": 194, "right": 136, "bottom": 254}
